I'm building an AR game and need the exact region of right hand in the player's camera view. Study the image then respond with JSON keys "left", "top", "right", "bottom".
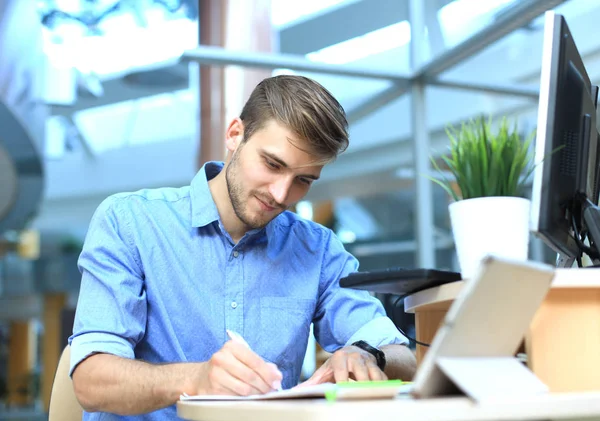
{"left": 194, "top": 340, "right": 283, "bottom": 396}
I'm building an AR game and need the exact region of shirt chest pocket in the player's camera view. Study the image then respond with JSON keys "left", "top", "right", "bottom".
{"left": 257, "top": 297, "right": 315, "bottom": 385}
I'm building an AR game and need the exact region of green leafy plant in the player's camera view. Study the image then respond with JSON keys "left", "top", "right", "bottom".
{"left": 430, "top": 116, "right": 537, "bottom": 202}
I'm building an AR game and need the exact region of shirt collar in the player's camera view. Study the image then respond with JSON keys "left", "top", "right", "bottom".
{"left": 190, "top": 161, "right": 224, "bottom": 228}
{"left": 189, "top": 161, "right": 280, "bottom": 240}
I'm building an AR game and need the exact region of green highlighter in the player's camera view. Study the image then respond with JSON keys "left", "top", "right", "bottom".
{"left": 324, "top": 379, "right": 410, "bottom": 402}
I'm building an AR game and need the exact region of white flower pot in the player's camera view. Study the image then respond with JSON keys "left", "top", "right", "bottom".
{"left": 449, "top": 196, "right": 531, "bottom": 280}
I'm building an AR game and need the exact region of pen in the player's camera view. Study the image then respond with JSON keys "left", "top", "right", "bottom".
{"left": 226, "top": 329, "right": 282, "bottom": 391}
{"left": 226, "top": 329, "right": 251, "bottom": 348}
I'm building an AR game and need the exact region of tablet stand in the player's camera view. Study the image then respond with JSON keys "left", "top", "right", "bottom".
{"left": 436, "top": 356, "right": 549, "bottom": 402}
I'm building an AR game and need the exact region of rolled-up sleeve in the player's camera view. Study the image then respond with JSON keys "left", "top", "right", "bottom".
{"left": 68, "top": 195, "right": 147, "bottom": 376}
{"left": 313, "top": 230, "right": 407, "bottom": 352}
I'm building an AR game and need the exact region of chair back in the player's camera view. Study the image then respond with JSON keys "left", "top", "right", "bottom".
{"left": 48, "top": 345, "right": 83, "bottom": 421}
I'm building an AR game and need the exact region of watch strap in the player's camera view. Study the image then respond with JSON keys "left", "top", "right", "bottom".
{"left": 351, "top": 340, "right": 386, "bottom": 371}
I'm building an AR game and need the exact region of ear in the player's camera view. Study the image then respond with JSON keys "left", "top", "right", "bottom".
{"left": 225, "top": 118, "right": 244, "bottom": 153}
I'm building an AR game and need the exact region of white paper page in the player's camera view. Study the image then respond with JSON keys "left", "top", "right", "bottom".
{"left": 180, "top": 381, "right": 412, "bottom": 401}
{"left": 180, "top": 383, "right": 334, "bottom": 401}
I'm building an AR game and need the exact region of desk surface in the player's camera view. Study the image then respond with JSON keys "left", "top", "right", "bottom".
{"left": 177, "top": 392, "right": 600, "bottom": 421}
{"left": 404, "top": 267, "right": 600, "bottom": 313}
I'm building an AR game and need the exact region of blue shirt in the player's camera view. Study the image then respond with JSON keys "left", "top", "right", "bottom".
{"left": 69, "top": 161, "right": 406, "bottom": 420}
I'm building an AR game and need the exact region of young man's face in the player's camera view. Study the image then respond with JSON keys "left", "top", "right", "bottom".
{"left": 225, "top": 119, "right": 324, "bottom": 229}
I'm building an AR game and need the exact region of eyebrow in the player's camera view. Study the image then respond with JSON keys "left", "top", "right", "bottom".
{"left": 262, "top": 151, "right": 320, "bottom": 180}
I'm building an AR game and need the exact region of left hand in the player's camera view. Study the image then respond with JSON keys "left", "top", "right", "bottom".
{"left": 298, "top": 345, "right": 387, "bottom": 386}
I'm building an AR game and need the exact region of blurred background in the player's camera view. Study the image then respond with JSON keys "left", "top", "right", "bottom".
{"left": 0, "top": 0, "right": 597, "bottom": 418}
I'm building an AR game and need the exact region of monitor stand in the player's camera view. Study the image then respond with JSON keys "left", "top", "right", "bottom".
{"left": 582, "top": 198, "right": 600, "bottom": 265}
{"left": 556, "top": 254, "right": 575, "bottom": 268}
{"left": 559, "top": 194, "right": 600, "bottom": 268}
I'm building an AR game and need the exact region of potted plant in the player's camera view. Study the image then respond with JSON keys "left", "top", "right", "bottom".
{"left": 430, "top": 115, "right": 537, "bottom": 279}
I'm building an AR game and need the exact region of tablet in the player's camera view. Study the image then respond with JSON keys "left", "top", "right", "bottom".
{"left": 411, "top": 255, "right": 555, "bottom": 398}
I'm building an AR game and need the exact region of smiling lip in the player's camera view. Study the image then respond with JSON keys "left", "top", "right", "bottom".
{"left": 256, "top": 196, "right": 276, "bottom": 212}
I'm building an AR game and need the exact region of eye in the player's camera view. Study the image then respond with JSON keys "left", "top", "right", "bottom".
{"left": 265, "top": 159, "right": 279, "bottom": 170}
{"left": 297, "top": 177, "right": 312, "bottom": 186}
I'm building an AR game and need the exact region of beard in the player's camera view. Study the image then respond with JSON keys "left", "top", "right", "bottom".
{"left": 225, "top": 148, "right": 284, "bottom": 229}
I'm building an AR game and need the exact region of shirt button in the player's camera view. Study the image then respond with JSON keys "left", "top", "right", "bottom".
{"left": 231, "top": 301, "right": 238, "bottom": 309}
{"left": 233, "top": 251, "right": 239, "bottom": 258}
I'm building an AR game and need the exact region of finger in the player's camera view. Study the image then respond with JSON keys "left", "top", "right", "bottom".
{"left": 215, "top": 347, "right": 275, "bottom": 394}
{"left": 227, "top": 341, "right": 283, "bottom": 390}
{"left": 367, "top": 364, "right": 388, "bottom": 381}
{"left": 332, "top": 353, "right": 349, "bottom": 383}
{"left": 230, "top": 355, "right": 278, "bottom": 394}
{"left": 216, "top": 365, "right": 266, "bottom": 396}
{"left": 347, "top": 356, "right": 370, "bottom": 382}
{"left": 266, "top": 363, "right": 283, "bottom": 389}
{"left": 298, "top": 363, "right": 331, "bottom": 387}
{"left": 297, "top": 374, "right": 321, "bottom": 388}
{"left": 358, "top": 354, "right": 387, "bottom": 381}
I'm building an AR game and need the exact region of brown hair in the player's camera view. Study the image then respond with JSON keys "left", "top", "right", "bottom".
{"left": 239, "top": 75, "right": 349, "bottom": 162}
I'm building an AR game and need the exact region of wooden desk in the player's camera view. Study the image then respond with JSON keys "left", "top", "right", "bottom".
{"left": 404, "top": 268, "right": 600, "bottom": 393}
{"left": 177, "top": 391, "right": 600, "bottom": 421}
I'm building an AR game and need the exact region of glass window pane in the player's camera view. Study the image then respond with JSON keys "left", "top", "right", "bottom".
{"left": 437, "top": 0, "right": 517, "bottom": 51}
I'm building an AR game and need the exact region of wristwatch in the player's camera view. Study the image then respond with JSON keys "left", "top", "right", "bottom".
{"left": 351, "top": 340, "right": 386, "bottom": 371}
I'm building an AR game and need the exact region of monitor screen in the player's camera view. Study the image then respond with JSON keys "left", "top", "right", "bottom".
{"left": 531, "top": 11, "right": 600, "bottom": 265}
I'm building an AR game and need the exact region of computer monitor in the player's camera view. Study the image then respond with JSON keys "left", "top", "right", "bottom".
{"left": 531, "top": 11, "right": 600, "bottom": 268}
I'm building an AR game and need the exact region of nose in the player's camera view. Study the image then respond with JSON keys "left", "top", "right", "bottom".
{"left": 269, "top": 176, "right": 293, "bottom": 206}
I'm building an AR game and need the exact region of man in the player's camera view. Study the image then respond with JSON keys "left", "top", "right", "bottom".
{"left": 69, "top": 75, "right": 416, "bottom": 419}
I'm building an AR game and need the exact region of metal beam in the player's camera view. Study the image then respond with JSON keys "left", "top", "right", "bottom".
{"left": 429, "top": 78, "right": 540, "bottom": 98}
{"left": 346, "top": 83, "right": 409, "bottom": 125}
{"left": 414, "top": 0, "right": 568, "bottom": 80}
{"left": 182, "top": 45, "right": 411, "bottom": 81}
{"left": 425, "top": 0, "right": 447, "bottom": 58}
{"left": 410, "top": 0, "right": 436, "bottom": 268}
{"left": 345, "top": 77, "right": 539, "bottom": 128}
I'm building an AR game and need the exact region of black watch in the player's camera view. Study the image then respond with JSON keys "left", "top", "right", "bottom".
{"left": 351, "top": 340, "right": 386, "bottom": 371}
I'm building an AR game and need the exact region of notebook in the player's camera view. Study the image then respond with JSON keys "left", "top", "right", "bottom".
{"left": 180, "top": 380, "right": 411, "bottom": 402}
